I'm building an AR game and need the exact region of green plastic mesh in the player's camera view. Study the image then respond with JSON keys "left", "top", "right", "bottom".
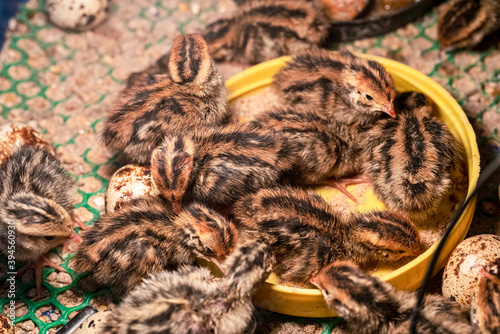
{"left": 0, "top": 0, "right": 499, "bottom": 333}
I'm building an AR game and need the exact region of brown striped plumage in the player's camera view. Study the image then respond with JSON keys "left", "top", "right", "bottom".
{"left": 252, "top": 106, "right": 365, "bottom": 185}
{"left": 150, "top": 123, "right": 294, "bottom": 213}
{"left": 202, "top": 0, "right": 329, "bottom": 64}
{"left": 233, "top": 187, "right": 423, "bottom": 284}
{"left": 362, "top": 91, "right": 466, "bottom": 217}
{"left": 472, "top": 269, "right": 500, "bottom": 334}
{"left": 102, "top": 34, "right": 228, "bottom": 164}
{"left": 101, "top": 241, "right": 273, "bottom": 334}
{"left": 71, "top": 198, "right": 238, "bottom": 296}
{"left": 0, "top": 146, "right": 81, "bottom": 293}
{"left": 438, "top": 0, "right": 500, "bottom": 51}
{"left": 311, "top": 261, "right": 473, "bottom": 334}
{"left": 274, "top": 50, "right": 397, "bottom": 126}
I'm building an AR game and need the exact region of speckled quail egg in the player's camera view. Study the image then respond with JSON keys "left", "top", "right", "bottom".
{"left": 45, "top": 0, "right": 110, "bottom": 31}
{"left": 442, "top": 234, "right": 500, "bottom": 307}
{"left": 0, "top": 312, "right": 13, "bottom": 334}
{"left": 0, "top": 122, "right": 55, "bottom": 165}
{"left": 105, "top": 164, "right": 161, "bottom": 214}
{"left": 72, "top": 310, "right": 111, "bottom": 334}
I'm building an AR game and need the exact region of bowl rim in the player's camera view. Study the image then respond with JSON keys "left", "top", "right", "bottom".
{"left": 225, "top": 53, "right": 480, "bottom": 298}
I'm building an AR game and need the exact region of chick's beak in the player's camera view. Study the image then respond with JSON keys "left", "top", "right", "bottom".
{"left": 384, "top": 103, "right": 396, "bottom": 118}
{"left": 210, "top": 258, "right": 226, "bottom": 275}
{"left": 171, "top": 200, "right": 182, "bottom": 215}
{"left": 480, "top": 267, "right": 489, "bottom": 278}
{"left": 310, "top": 276, "right": 319, "bottom": 288}
{"left": 62, "top": 230, "right": 82, "bottom": 254}
{"left": 67, "top": 230, "right": 82, "bottom": 243}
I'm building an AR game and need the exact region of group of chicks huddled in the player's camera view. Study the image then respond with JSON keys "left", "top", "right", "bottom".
{"left": 0, "top": 0, "right": 496, "bottom": 332}
{"left": 72, "top": 28, "right": 472, "bottom": 332}
{"left": 0, "top": 31, "right": 473, "bottom": 334}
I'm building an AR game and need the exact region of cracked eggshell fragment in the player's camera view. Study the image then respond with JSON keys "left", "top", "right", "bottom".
{"left": 105, "top": 164, "right": 161, "bottom": 214}
{"left": 442, "top": 234, "right": 500, "bottom": 307}
{"left": 0, "top": 123, "right": 55, "bottom": 165}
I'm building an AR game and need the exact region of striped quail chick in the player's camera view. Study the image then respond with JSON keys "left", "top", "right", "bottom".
{"left": 252, "top": 106, "right": 366, "bottom": 201}
{"left": 438, "top": 0, "right": 500, "bottom": 51}
{"left": 233, "top": 187, "right": 423, "bottom": 284}
{"left": 101, "top": 240, "right": 273, "bottom": 334}
{"left": 362, "top": 91, "right": 466, "bottom": 218}
{"left": 202, "top": 0, "right": 329, "bottom": 65}
{"left": 311, "top": 261, "right": 473, "bottom": 334}
{"left": 71, "top": 197, "right": 238, "bottom": 296}
{"left": 150, "top": 123, "right": 294, "bottom": 213}
{"left": 274, "top": 50, "right": 396, "bottom": 126}
{"left": 0, "top": 146, "right": 81, "bottom": 293}
{"left": 471, "top": 269, "right": 500, "bottom": 334}
{"left": 102, "top": 33, "right": 228, "bottom": 164}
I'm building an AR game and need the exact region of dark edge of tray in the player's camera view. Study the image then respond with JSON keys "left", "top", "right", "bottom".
{"left": 325, "top": 0, "right": 439, "bottom": 44}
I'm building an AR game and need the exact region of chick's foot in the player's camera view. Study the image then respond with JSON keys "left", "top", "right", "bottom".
{"left": 322, "top": 177, "right": 369, "bottom": 203}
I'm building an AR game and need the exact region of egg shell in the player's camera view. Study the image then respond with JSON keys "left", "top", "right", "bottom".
{"left": 72, "top": 311, "right": 110, "bottom": 334}
{"left": 105, "top": 164, "right": 161, "bottom": 214}
{"left": 0, "top": 123, "right": 55, "bottom": 165}
{"left": 45, "top": 0, "right": 110, "bottom": 31}
{"left": 0, "top": 313, "right": 13, "bottom": 334}
{"left": 442, "top": 234, "right": 500, "bottom": 307}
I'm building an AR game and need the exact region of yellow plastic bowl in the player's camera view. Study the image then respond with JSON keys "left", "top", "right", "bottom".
{"left": 225, "top": 54, "right": 480, "bottom": 318}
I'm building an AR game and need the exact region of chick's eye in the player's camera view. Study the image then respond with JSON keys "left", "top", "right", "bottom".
{"left": 43, "top": 236, "right": 55, "bottom": 241}
{"left": 365, "top": 94, "right": 373, "bottom": 101}
{"left": 204, "top": 246, "right": 215, "bottom": 257}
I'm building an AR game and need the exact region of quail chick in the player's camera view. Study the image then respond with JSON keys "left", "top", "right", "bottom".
{"left": 471, "top": 268, "right": 500, "bottom": 334}
{"left": 0, "top": 146, "right": 81, "bottom": 293}
{"left": 102, "top": 33, "right": 228, "bottom": 164}
{"left": 233, "top": 187, "right": 423, "bottom": 284}
{"left": 274, "top": 50, "right": 397, "bottom": 126}
{"left": 252, "top": 106, "right": 366, "bottom": 201}
{"left": 150, "top": 123, "right": 294, "bottom": 213}
{"left": 202, "top": 0, "right": 329, "bottom": 65}
{"left": 438, "top": 0, "right": 500, "bottom": 51}
{"left": 71, "top": 197, "right": 238, "bottom": 296}
{"left": 311, "top": 261, "right": 473, "bottom": 334}
{"left": 101, "top": 240, "right": 273, "bottom": 334}
{"left": 362, "top": 91, "right": 466, "bottom": 218}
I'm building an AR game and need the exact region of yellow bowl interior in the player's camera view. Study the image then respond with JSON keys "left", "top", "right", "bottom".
{"left": 225, "top": 54, "right": 480, "bottom": 318}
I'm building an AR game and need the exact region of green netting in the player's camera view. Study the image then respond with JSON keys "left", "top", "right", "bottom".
{"left": 0, "top": 0, "right": 499, "bottom": 333}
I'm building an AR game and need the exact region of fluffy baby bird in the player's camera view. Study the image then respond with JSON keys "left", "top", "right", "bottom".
{"left": 362, "top": 91, "right": 466, "bottom": 218}
{"left": 71, "top": 197, "right": 237, "bottom": 296}
{"left": 0, "top": 146, "right": 81, "bottom": 293}
{"left": 252, "top": 106, "right": 365, "bottom": 201}
{"left": 274, "top": 50, "right": 397, "bottom": 126}
{"left": 102, "top": 33, "right": 228, "bottom": 164}
{"left": 471, "top": 269, "right": 500, "bottom": 334}
{"left": 233, "top": 187, "right": 423, "bottom": 284}
{"left": 101, "top": 240, "right": 273, "bottom": 334}
{"left": 150, "top": 123, "right": 294, "bottom": 213}
{"left": 311, "top": 261, "right": 473, "bottom": 334}
{"left": 202, "top": 0, "right": 329, "bottom": 64}
{"left": 438, "top": 0, "right": 500, "bottom": 51}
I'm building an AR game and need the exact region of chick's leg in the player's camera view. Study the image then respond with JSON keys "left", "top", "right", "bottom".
{"left": 322, "top": 177, "right": 369, "bottom": 203}
{"left": 16, "top": 255, "right": 66, "bottom": 296}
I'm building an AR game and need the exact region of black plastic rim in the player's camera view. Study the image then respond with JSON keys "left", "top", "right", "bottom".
{"left": 325, "top": 0, "right": 438, "bottom": 43}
